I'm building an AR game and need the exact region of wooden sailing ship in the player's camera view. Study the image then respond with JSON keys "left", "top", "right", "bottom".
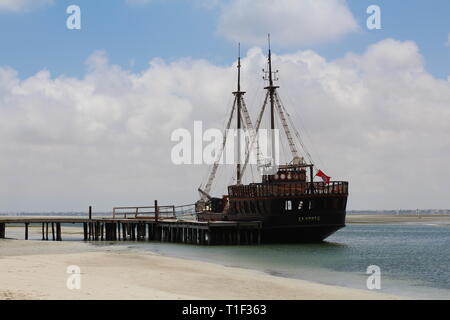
{"left": 196, "top": 38, "right": 348, "bottom": 242}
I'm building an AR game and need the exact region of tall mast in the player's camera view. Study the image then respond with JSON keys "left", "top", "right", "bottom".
{"left": 264, "top": 34, "right": 279, "bottom": 166}
{"left": 234, "top": 43, "right": 245, "bottom": 184}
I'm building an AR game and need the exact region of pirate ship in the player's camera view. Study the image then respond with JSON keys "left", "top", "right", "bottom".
{"left": 196, "top": 37, "right": 348, "bottom": 242}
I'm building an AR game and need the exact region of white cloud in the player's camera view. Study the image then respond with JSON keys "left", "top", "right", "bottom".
{"left": 1, "top": 39, "right": 450, "bottom": 212}
{"left": 0, "top": 0, "right": 54, "bottom": 12}
{"left": 217, "top": 0, "right": 359, "bottom": 46}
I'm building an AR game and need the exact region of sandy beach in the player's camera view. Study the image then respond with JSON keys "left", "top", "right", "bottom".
{"left": 0, "top": 238, "right": 400, "bottom": 300}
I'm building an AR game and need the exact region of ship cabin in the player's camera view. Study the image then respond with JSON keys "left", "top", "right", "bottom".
{"left": 225, "top": 162, "right": 348, "bottom": 219}
{"left": 262, "top": 164, "right": 309, "bottom": 184}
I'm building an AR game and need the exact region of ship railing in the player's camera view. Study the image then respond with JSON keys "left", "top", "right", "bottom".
{"left": 174, "top": 203, "right": 196, "bottom": 217}
{"left": 229, "top": 181, "right": 348, "bottom": 197}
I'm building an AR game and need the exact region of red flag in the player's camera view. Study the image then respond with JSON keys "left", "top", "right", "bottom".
{"left": 315, "top": 170, "right": 331, "bottom": 184}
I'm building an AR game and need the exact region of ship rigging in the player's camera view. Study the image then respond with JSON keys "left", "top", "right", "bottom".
{"left": 196, "top": 36, "right": 348, "bottom": 242}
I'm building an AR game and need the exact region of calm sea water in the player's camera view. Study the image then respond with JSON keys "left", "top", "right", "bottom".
{"left": 4, "top": 217, "right": 450, "bottom": 299}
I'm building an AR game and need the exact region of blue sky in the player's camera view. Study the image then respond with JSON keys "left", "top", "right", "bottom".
{"left": 0, "top": 0, "right": 449, "bottom": 79}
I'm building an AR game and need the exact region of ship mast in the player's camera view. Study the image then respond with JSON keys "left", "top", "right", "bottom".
{"left": 264, "top": 34, "right": 279, "bottom": 166}
{"left": 267, "top": 35, "right": 276, "bottom": 162}
{"left": 200, "top": 44, "right": 252, "bottom": 199}
{"left": 240, "top": 35, "right": 311, "bottom": 179}
{"left": 235, "top": 43, "right": 244, "bottom": 184}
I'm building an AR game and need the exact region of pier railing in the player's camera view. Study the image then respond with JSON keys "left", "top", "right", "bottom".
{"left": 112, "top": 204, "right": 197, "bottom": 219}
{"left": 112, "top": 205, "right": 176, "bottom": 219}
{"left": 228, "top": 181, "right": 348, "bottom": 198}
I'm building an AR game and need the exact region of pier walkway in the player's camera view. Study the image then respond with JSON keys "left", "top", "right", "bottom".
{"left": 0, "top": 203, "right": 262, "bottom": 245}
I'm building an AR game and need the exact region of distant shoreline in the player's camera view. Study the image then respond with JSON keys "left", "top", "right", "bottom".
{"left": 347, "top": 214, "right": 450, "bottom": 225}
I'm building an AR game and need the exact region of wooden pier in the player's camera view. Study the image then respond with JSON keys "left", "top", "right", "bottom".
{"left": 0, "top": 204, "right": 262, "bottom": 245}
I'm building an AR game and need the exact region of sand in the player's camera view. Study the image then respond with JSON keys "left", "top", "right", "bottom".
{"left": 0, "top": 239, "right": 400, "bottom": 300}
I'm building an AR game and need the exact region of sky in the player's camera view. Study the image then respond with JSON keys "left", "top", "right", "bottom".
{"left": 0, "top": 0, "right": 449, "bottom": 212}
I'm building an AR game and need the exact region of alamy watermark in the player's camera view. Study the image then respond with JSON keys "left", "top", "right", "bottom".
{"left": 171, "top": 121, "right": 281, "bottom": 174}
{"left": 366, "top": 265, "right": 381, "bottom": 290}
{"left": 66, "top": 5, "right": 81, "bottom": 30}
{"left": 367, "top": 5, "right": 381, "bottom": 30}
{"left": 66, "top": 265, "right": 81, "bottom": 290}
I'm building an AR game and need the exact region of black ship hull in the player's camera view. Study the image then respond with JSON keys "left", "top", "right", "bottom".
{"left": 198, "top": 210, "right": 346, "bottom": 243}
{"left": 260, "top": 210, "right": 346, "bottom": 243}
{"left": 229, "top": 198, "right": 346, "bottom": 243}
{"left": 261, "top": 224, "right": 345, "bottom": 243}
{"left": 198, "top": 189, "right": 348, "bottom": 243}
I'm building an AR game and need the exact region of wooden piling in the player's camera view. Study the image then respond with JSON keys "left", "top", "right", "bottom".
{"left": 25, "top": 223, "right": 29, "bottom": 240}
{"left": 45, "top": 223, "right": 49, "bottom": 240}
{"left": 122, "top": 223, "right": 127, "bottom": 240}
{"left": 0, "top": 223, "right": 5, "bottom": 239}
{"left": 93, "top": 222, "right": 97, "bottom": 241}
{"left": 56, "top": 223, "right": 62, "bottom": 241}
{"left": 51, "top": 223, "right": 55, "bottom": 241}
{"left": 83, "top": 223, "right": 87, "bottom": 241}
{"left": 105, "top": 223, "right": 109, "bottom": 240}
{"left": 154, "top": 200, "right": 159, "bottom": 223}
{"left": 136, "top": 223, "right": 140, "bottom": 240}
{"left": 131, "top": 223, "right": 136, "bottom": 241}
{"left": 137, "top": 223, "right": 142, "bottom": 240}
